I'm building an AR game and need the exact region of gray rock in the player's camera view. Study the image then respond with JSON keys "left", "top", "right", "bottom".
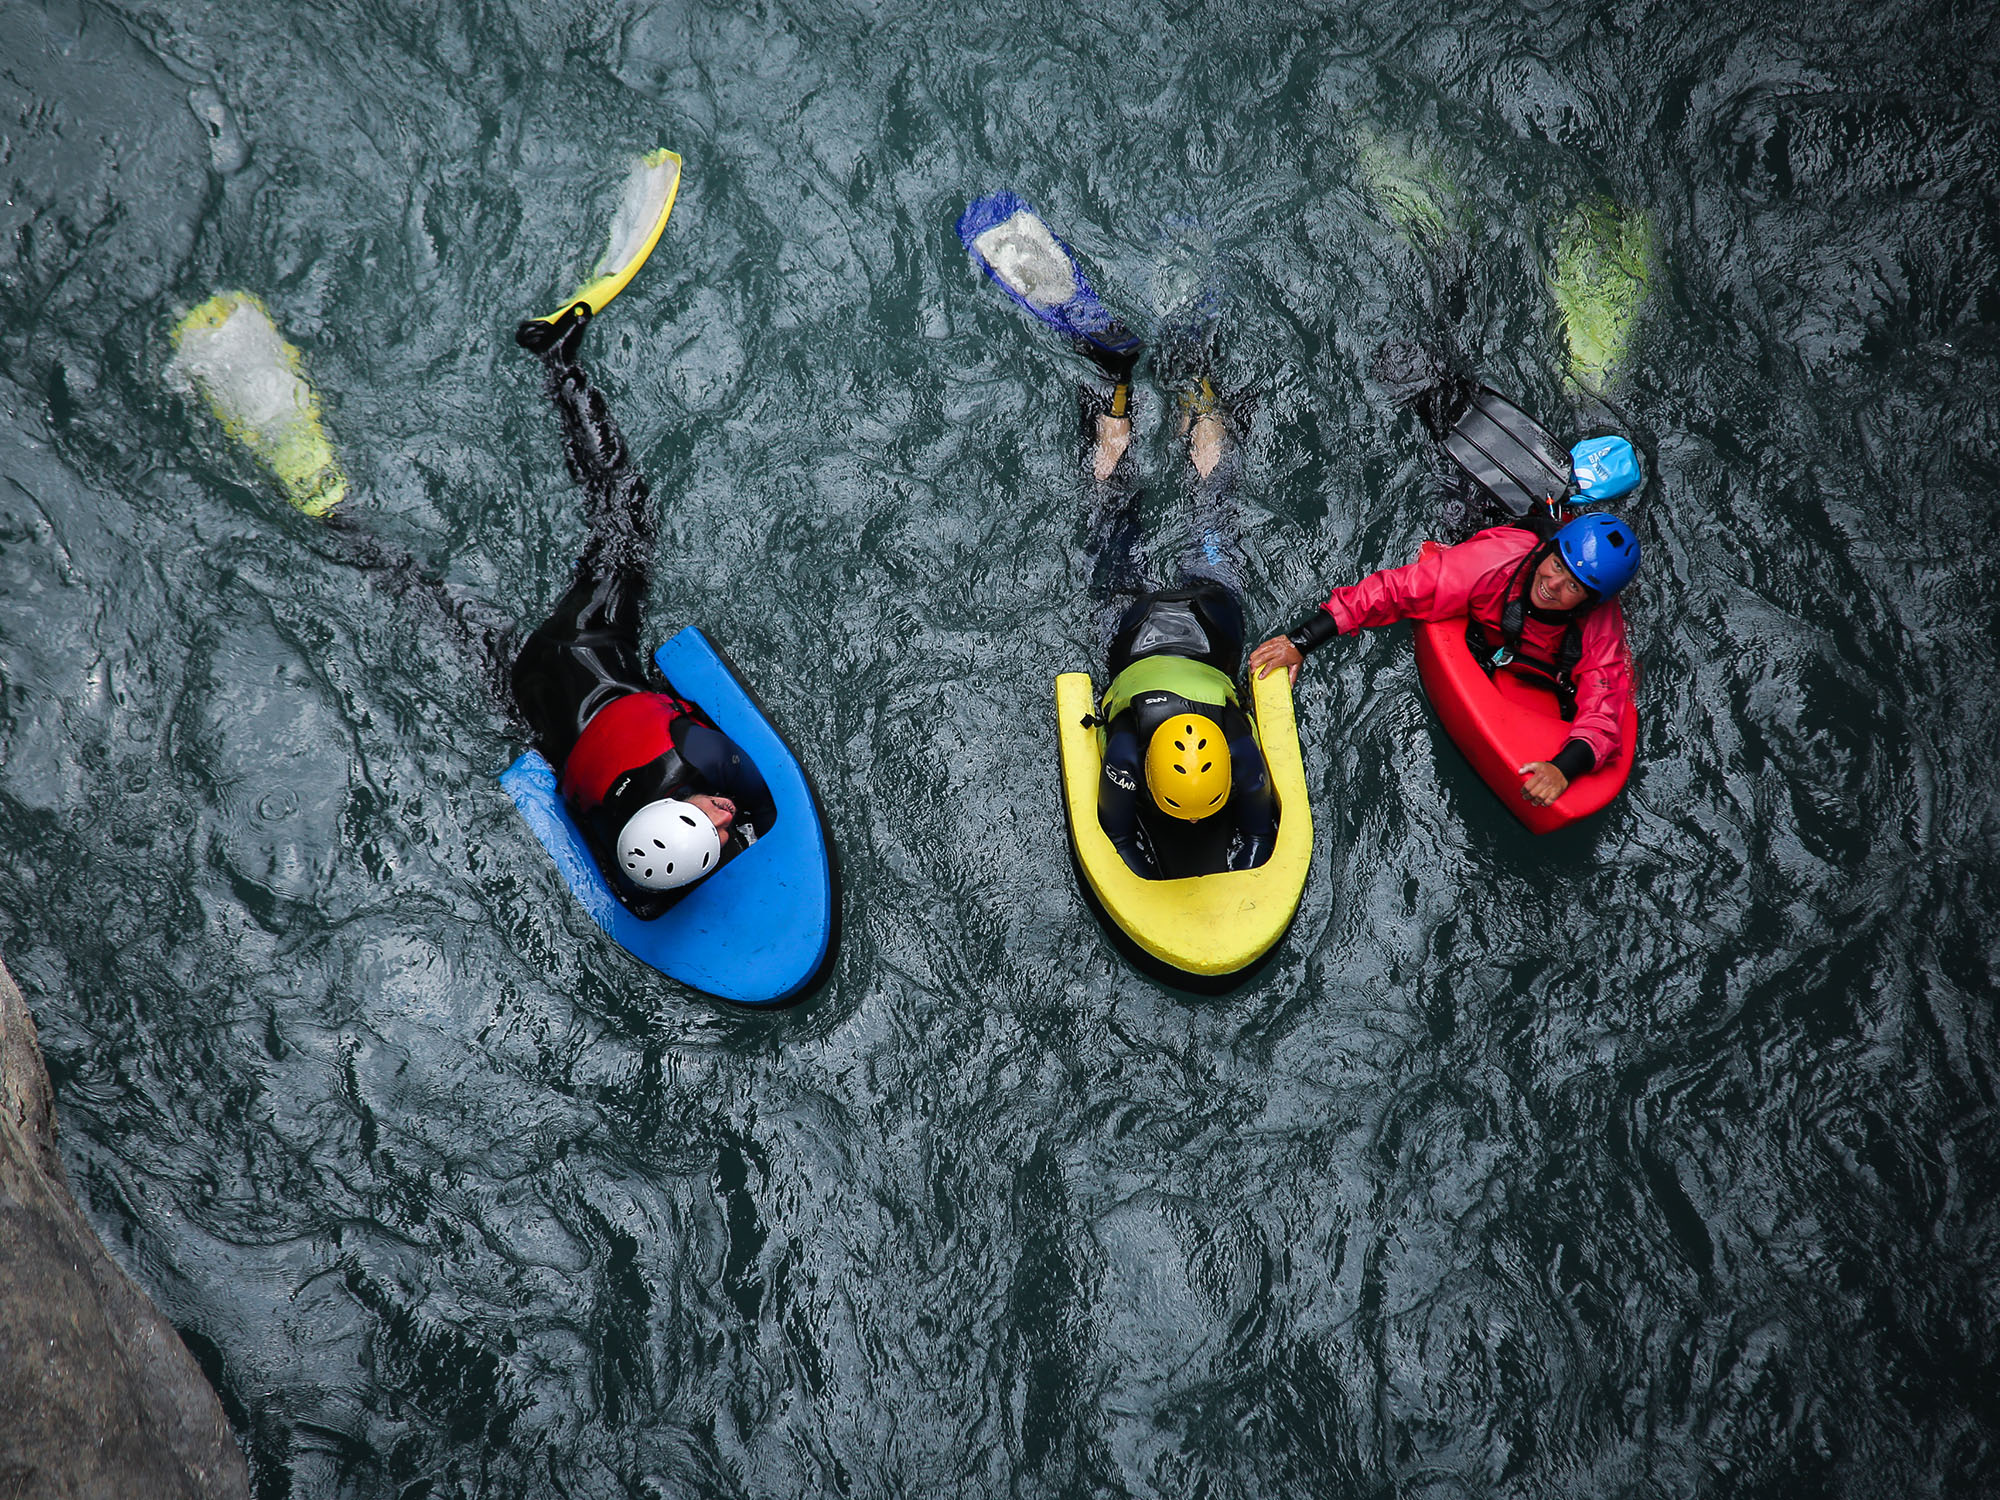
{"left": 0, "top": 958, "right": 251, "bottom": 1500}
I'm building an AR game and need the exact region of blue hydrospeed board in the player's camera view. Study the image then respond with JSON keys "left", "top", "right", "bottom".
{"left": 500, "top": 626, "right": 835, "bottom": 1006}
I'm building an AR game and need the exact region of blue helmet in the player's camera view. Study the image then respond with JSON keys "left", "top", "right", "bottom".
{"left": 1569, "top": 436, "right": 1641, "bottom": 502}
{"left": 1554, "top": 513, "right": 1641, "bottom": 597}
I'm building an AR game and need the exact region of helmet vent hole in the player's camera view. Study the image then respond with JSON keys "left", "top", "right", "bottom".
{"left": 680, "top": 814, "right": 698, "bottom": 827}
{"left": 1608, "top": 529, "right": 1626, "bottom": 546}
{"left": 653, "top": 839, "right": 666, "bottom": 850}
{"left": 642, "top": 867, "right": 653, "bottom": 879}
{"left": 1200, "top": 762, "right": 1212, "bottom": 773}
{"left": 665, "top": 862, "right": 673, "bottom": 874}
{"left": 701, "top": 852, "right": 711, "bottom": 868}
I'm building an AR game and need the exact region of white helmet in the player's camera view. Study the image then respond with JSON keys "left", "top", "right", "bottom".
{"left": 614, "top": 798, "right": 722, "bottom": 891}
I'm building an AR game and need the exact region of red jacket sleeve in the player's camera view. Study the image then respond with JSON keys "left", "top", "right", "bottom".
{"left": 1321, "top": 528, "right": 1533, "bottom": 632}
{"left": 1563, "top": 602, "right": 1632, "bottom": 769}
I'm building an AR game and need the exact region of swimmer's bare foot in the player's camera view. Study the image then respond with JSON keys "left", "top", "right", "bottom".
{"left": 1187, "top": 408, "right": 1226, "bottom": 479}
{"left": 1178, "top": 377, "right": 1228, "bottom": 478}
{"left": 1093, "top": 412, "right": 1133, "bottom": 482}
{"left": 1079, "top": 378, "right": 1136, "bottom": 482}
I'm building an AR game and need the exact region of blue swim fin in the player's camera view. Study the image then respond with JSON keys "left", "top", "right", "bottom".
{"left": 958, "top": 191, "right": 1141, "bottom": 368}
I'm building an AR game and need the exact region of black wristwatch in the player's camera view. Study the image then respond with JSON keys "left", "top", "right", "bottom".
{"left": 1285, "top": 607, "right": 1342, "bottom": 656}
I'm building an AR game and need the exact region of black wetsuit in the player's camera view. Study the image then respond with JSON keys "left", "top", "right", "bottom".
{"left": 1093, "top": 584, "right": 1277, "bottom": 879}
{"left": 509, "top": 313, "right": 772, "bottom": 917}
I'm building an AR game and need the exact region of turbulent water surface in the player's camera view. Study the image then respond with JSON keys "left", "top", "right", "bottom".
{"left": 3, "top": 0, "right": 1997, "bottom": 1495}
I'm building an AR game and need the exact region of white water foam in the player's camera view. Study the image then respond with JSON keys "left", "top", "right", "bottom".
{"left": 167, "top": 298, "right": 309, "bottom": 447}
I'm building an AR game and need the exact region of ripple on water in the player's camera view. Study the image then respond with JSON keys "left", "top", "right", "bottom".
{"left": 0, "top": 0, "right": 1997, "bottom": 1495}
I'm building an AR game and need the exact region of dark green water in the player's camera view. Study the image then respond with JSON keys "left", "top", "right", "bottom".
{"left": 4, "top": 0, "right": 1998, "bottom": 1494}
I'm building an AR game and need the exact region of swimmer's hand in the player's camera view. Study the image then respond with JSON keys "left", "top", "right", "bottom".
{"left": 1249, "top": 636, "right": 1304, "bottom": 686}
{"left": 1517, "top": 762, "right": 1569, "bottom": 807}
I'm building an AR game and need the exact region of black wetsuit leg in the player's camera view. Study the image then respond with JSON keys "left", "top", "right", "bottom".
{"left": 1175, "top": 442, "right": 1249, "bottom": 598}
{"left": 1087, "top": 384, "right": 1248, "bottom": 678}
{"left": 1077, "top": 385, "right": 1148, "bottom": 643}
{"left": 509, "top": 319, "right": 661, "bottom": 770}
{"left": 310, "top": 513, "right": 519, "bottom": 707}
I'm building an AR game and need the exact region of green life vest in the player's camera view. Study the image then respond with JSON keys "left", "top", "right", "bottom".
{"left": 1099, "top": 653, "right": 1238, "bottom": 732}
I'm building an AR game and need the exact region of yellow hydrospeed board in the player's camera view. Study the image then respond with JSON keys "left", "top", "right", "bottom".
{"left": 1056, "top": 667, "right": 1313, "bottom": 980}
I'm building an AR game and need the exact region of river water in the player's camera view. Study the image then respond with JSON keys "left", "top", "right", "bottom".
{"left": 3, "top": 0, "right": 1997, "bottom": 1495}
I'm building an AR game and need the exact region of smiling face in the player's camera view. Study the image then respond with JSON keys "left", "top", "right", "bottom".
{"left": 1531, "top": 551, "right": 1591, "bottom": 612}
{"left": 686, "top": 792, "right": 737, "bottom": 839}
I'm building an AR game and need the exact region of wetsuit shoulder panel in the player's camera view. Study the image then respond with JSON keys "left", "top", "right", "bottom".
{"left": 561, "top": 692, "right": 686, "bottom": 811}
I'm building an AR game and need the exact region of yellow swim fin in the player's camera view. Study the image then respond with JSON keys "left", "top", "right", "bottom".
{"left": 168, "top": 291, "right": 347, "bottom": 517}
{"left": 526, "top": 148, "right": 682, "bottom": 328}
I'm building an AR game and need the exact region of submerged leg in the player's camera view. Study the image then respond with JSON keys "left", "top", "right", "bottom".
{"left": 1079, "top": 388, "right": 1149, "bottom": 644}
{"left": 519, "top": 306, "right": 657, "bottom": 579}
{"left": 1070, "top": 327, "right": 1150, "bottom": 641}
{"left": 317, "top": 513, "right": 520, "bottom": 713}
{"left": 1075, "top": 328, "right": 1140, "bottom": 485}
{"left": 1156, "top": 330, "right": 1251, "bottom": 597}
{"left": 509, "top": 305, "right": 660, "bottom": 766}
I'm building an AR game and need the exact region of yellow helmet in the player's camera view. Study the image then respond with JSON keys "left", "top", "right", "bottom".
{"left": 1145, "top": 713, "right": 1231, "bottom": 821}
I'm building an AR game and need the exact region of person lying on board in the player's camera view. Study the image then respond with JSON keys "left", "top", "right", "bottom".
{"left": 1251, "top": 510, "right": 1641, "bottom": 810}
{"left": 1079, "top": 328, "right": 1278, "bottom": 879}
{"left": 510, "top": 304, "right": 774, "bottom": 916}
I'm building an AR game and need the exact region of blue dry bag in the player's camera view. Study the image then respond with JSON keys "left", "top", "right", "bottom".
{"left": 1569, "top": 436, "right": 1641, "bottom": 502}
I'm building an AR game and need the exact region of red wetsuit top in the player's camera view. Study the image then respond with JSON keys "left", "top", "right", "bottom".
{"left": 558, "top": 692, "right": 687, "bottom": 813}
{"left": 1315, "top": 526, "right": 1633, "bottom": 769}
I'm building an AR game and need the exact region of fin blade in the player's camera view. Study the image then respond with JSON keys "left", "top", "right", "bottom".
{"left": 169, "top": 291, "right": 347, "bottom": 515}
{"left": 531, "top": 148, "right": 683, "bottom": 326}
{"left": 957, "top": 190, "right": 1122, "bottom": 340}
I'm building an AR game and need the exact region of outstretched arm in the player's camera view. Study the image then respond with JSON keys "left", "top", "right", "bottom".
{"left": 316, "top": 511, "right": 519, "bottom": 713}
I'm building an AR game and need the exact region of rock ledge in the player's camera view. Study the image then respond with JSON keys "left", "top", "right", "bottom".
{"left": 1, "top": 957, "right": 251, "bottom": 1500}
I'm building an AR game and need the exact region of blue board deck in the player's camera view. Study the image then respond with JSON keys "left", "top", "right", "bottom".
{"left": 500, "top": 626, "right": 836, "bottom": 1006}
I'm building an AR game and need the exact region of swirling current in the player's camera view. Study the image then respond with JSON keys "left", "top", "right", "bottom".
{"left": 2, "top": 0, "right": 1997, "bottom": 1495}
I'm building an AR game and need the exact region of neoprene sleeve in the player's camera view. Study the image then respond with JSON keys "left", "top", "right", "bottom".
{"left": 1551, "top": 739, "right": 1596, "bottom": 780}
{"left": 1285, "top": 607, "right": 1342, "bottom": 655}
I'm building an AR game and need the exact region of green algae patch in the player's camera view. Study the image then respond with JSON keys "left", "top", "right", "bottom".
{"left": 1352, "top": 125, "right": 1461, "bottom": 248}
{"left": 1549, "top": 200, "right": 1654, "bottom": 392}
{"left": 169, "top": 291, "right": 346, "bottom": 516}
